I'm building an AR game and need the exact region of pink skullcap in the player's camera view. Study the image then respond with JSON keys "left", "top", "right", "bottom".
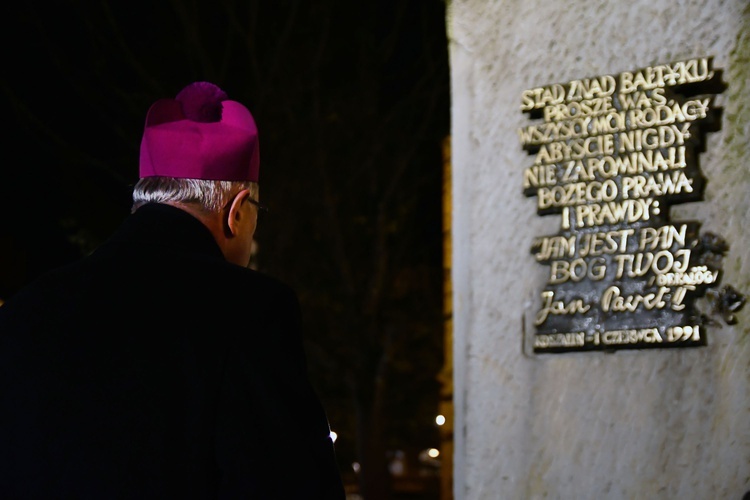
{"left": 139, "top": 82, "right": 260, "bottom": 182}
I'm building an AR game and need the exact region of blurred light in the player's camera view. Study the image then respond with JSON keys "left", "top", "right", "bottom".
{"left": 329, "top": 431, "right": 337, "bottom": 443}
{"left": 418, "top": 448, "right": 441, "bottom": 466}
{"left": 352, "top": 462, "right": 361, "bottom": 472}
{"left": 389, "top": 450, "right": 405, "bottom": 475}
{"left": 435, "top": 414, "right": 446, "bottom": 426}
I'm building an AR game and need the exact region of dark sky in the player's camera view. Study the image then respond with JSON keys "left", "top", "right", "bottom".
{"left": 1, "top": 1, "right": 451, "bottom": 301}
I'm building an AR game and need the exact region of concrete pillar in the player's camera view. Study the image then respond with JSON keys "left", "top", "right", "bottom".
{"left": 448, "top": 1, "right": 749, "bottom": 498}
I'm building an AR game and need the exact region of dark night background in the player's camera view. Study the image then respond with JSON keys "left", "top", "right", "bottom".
{"left": 1, "top": 1, "right": 450, "bottom": 498}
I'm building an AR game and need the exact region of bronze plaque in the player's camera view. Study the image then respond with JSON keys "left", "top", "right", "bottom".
{"left": 519, "top": 57, "right": 743, "bottom": 353}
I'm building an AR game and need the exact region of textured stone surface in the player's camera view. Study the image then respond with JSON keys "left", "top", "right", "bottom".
{"left": 449, "top": 0, "right": 749, "bottom": 498}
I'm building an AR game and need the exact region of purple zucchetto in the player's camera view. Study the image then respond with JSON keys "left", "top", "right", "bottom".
{"left": 139, "top": 82, "right": 260, "bottom": 182}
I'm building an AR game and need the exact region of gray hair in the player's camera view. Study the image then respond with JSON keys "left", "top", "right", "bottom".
{"left": 131, "top": 177, "right": 258, "bottom": 213}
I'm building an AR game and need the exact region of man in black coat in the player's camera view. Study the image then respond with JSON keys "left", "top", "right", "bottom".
{"left": 0, "top": 81, "right": 346, "bottom": 499}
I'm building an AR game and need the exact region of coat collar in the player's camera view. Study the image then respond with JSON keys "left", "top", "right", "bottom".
{"left": 107, "top": 203, "right": 225, "bottom": 261}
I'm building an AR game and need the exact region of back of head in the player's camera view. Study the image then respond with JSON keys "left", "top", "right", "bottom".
{"left": 133, "top": 82, "right": 260, "bottom": 212}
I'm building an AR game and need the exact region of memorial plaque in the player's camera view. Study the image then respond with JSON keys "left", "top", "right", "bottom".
{"left": 518, "top": 57, "right": 744, "bottom": 353}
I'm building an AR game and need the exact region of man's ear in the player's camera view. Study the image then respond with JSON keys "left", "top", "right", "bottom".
{"left": 225, "top": 189, "right": 250, "bottom": 237}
